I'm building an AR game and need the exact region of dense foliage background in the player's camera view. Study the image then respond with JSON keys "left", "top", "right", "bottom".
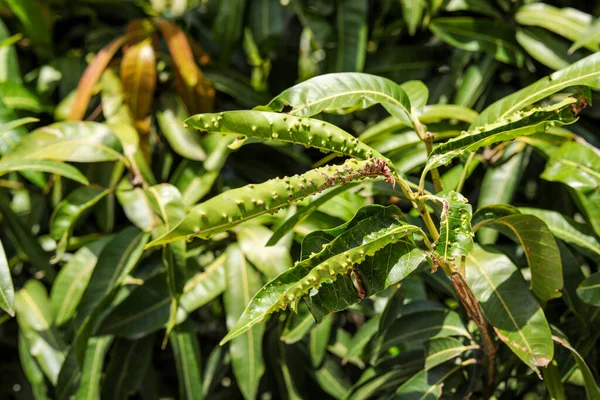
{"left": 0, "top": 0, "right": 599, "bottom": 399}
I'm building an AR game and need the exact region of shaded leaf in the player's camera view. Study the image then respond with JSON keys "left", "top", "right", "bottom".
{"left": 576, "top": 272, "right": 600, "bottom": 307}
{"left": 0, "top": 237, "right": 15, "bottom": 316}
{"left": 74, "top": 336, "right": 112, "bottom": 400}
{"left": 425, "top": 337, "right": 476, "bottom": 371}
{"left": 170, "top": 319, "right": 203, "bottom": 400}
{"left": 465, "top": 245, "right": 554, "bottom": 374}
{"left": 331, "top": 0, "right": 367, "bottom": 72}
{"left": 224, "top": 244, "right": 265, "bottom": 400}
{"left": 238, "top": 224, "right": 292, "bottom": 279}
{"left": 18, "top": 331, "right": 49, "bottom": 400}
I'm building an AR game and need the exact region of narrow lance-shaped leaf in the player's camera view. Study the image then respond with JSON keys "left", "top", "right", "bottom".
{"left": 50, "top": 238, "right": 111, "bottom": 326}
{"left": 147, "top": 158, "right": 395, "bottom": 246}
{"left": 185, "top": 110, "right": 387, "bottom": 161}
{"left": 0, "top": 159, "right": 89, "bottom": 185}
{"left": 74, "top": 336, "right": 112, "bottom": 400}
{"left": 50, "top": 187, "right": 111, "bottom": 261}
{"left": 157, "top": 94, "right": 206, "bottom": 161}
{"left": 331, "top": 0, "right": 367, "bottom": 72}
{"left": 429, "top": 17, "right": 524, "bottom": 66}
{"left": 425, "top": 337, "right": 478, "bottom": 371}
{"left": 224, "top": 244, "right": 265, "bottom": 400}
{"left": 570, "top": 17, "right": 600, "bottom": 53}
{"left": 465, "top": 245, "right": 554, "bottom": 375}
{"left": 541, "top": 141, "right": 600, "bottom": 192}
{"left": 393, "top": 362, "right": 472, "bottom": 399}
{"left": 102, "top": 336, "right": 154, "bottom": 400}
{"left": 0, "top": 238, "right": 14, "bottom": 315}
{"left": 424, "top": 96, "right": 578, "bottom": 177}
{"left": 266, "top": 73, "right": 412, "bottom": 125}
{"left": 170, "top": 319, "right": 204, "bottom": 400}
{"left": 222, "top": 207, "right": 421, "bottom": 344}
{"left": 552, "top": 332, "right": 600, "bottom": 400}
{"left": 18, "top": 331, "right": 49, "bottom": 400}
{"left": 432, "top": 191, "right": 474, "bottom": 267}
{"left": 518, "top": 207, "right": 600, "bottom": 262}
{"left": 473, "top": 51, "right": 600, "bottom": 127}
{"left": 121, "top": 37, "right": 156, "bottom": 123}
{"left": 472, "top": 206, "right": 563, "bottom": 302}
{"left": 576, "top": 272, "right": 600, "bottom": 307}
{"left": 15, "top": 280, "right": 66, "bottom": 385}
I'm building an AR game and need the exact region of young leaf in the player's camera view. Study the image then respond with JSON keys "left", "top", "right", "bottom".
{"left": 465, "top": 245, "right": 554, "bottom": 375}
{"left": 170, "top": 319, "right": 204, "bottom": 400}
{"left": 74, "top": 336, "right": 112, "bottom": 400}
{"left": 473, "top": 51, "right": 600, "bottom": 127}
{"left": 224, "top": 244, "right": 265, "bottom": 400}
{"left": 0, "top": 159, "right": 89, "bottom": 185}
{"left": 184, "top": 110, "right": 386, "bottom": 161}
{"left": 576, "top": 272, "right": 600, "bottom": 307}
{"left": 147, "top": 158, "right": 395, "bottom": 246}
{"left": 432, "top": 191, "right": 474, "bottom": 267}
{"left": 50, "top": 187, "right": 111, "bottom": 261}
{"left": 102, "top": 336, "right": 154, "bottom": 400}
{"left": 472, "top": 207, "right": 563, "bottom": 302}
{"left": 50, "top": 238, "right": 111, "bottom": 326}
{"left": 429, "top": 17, "right": 524, "bottom": 66}
{"left": 266, "top": 73, "right": 412, "bottom": 125}
{"left": 0, "top": 238, "right": 15, "bottom": 316}
{"left": 541, "top": 141, "right": 600, "bottom": 192}
{"left": 425, "top": 97, "right": 578, "bottom": 174}
{"left": 121, "top": 37, "right": 156, "bottom": 123}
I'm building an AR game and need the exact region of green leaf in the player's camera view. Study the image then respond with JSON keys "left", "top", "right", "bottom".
{"left": 372, "top": 309, "right": 471, "bottom": 358}
{"left": 425, "top": 337, "right": 476, "bottom": 371}
{"left": 400, "top": 0, "right": 424, "bottom": 36}
{"left": 310, "top": 314, "right": 333, "bottom": 367}
{"left": 18, "top": 331, "right": 49, "bottom": 400}
{"left": 0, "top": 192, "right": 55, "bottom": 280}
{"left": 314, "top": 357, "right": 352, "bottom": 398}
{"left": 280, "top": 303, "right": 314, "bottom": 344}
{"left": 74, "top": 227, "right": 149, "bottom": 327}
{"left": 221, "top": 206, "right": 421, "bottom": 343}
{"left": 472, "top": 207, "right": 563, "bottom": 302}
{"left": 14, "top": 280, "right": 66, "bottom": 385}
{"left": 3, "top": 121, "right": 124, "bottom": 163}
{"left": 4, "top": 0, "right": 53, "bottom": 58}
{"left": 50, "top": 187, "right": 111, "bottom": 261}
{"left": 576, "top": 272, "right": 600, "bottom": 307}
{"left": 238, "top": 224, "right": 292, "bottom": 279}
{"left": 50, "top": 238, "right": 111, "bottom": 326}
{"left": 429, "top": 17, "right": 524, "bottom": 66}
{"left": 0, "top": 18, "right": 21, "bottom": 83}
{"left": 473, "top": 51, "right": 600, "bottom": 127}
{"left": 147, "top": 158, "right": 395, "bottom": 246}
{"left": 345, "top": 316, "right": 380, "bottom": 362}
{"left": 331, "top": 0, "right": 367, "bottom": 72}
{"left": 541, "top": 141, "right": 600, "bottom": 192}
{"left": 552, "top": 332, "right": 600, "bottom": 400}
{"left": 518, "top": 207, "right": 600, "bottom": 262}
{"left": 570, "top": 17, "right": 600, "bottom": 53}
{"left": 0, "top": 159, "right": 89, "bottom": 185}
{"left": 170, "top": 319, "right": 204, "bottom": 400}
{"left": 454, "top": 55, "right": 498, "bottom": 108}
{"left": 224, "top": 244, "right": 265, "bottom": 400}
{"left": 266, "top": 73, "right": 412, "bottom": 125}
{"left": 102, "top": 336, "right": 154, "bottom": 400}
{"left": 0, "top": 81, "right": 43, "bottom": 112}
{"left": 477, "top": 149, "right": 530, "bottom": 244}
{"left": 212, "top": 0, "right": 247, "bottom": 62}
{"left": 0, "top": 238, "right": 14, "bottom": 316}
{"left": 425, "top": 97, "right": 578, "bottom": 174}
{"left": 465, "top": 245, "right": 554, "bottom": 374}
{"left": 392, "top": 363, "right": 468, "bottom": 399}
{"left": 185, "top": 110, "right": 385, "bottom": 160}
{"left": 543, "top": 360, "right": 566, "bottom": 400}
{"left": 74, "top": 336, "right": 112, "bottom": 400}
{"left": 515, "top": 3, "right": 598, "bottom": 52}
{"left": 157, "top": 94, "right": 206, "bottom": 161}
{"left": 432, "top": 191, "right": 474, "bottom": 266}
{"left": 516, "top": 28, "right": 579, "bottom": 71}
{"left": 99, "top": 256, "right": 225, "bottom": 337}
{"left": 444, "top": 0, "right": 502, "bottom": 18}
